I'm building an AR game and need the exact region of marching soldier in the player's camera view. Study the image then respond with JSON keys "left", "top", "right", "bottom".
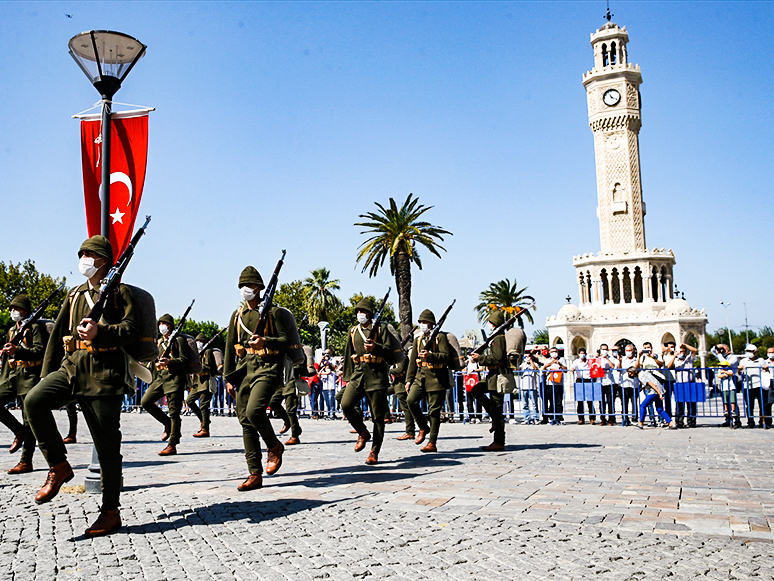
{"left": 405, "top": 309, "right": 450, "bottom": 453}
{"left": 141, "top": 314, "right": 190, "bottom": 455}
{"left": 0, "top": 295, "right": 45, "bottom": 473}
{"left": 188, "top": 332, "right": 219, "bottom": 438}
{"left": 63, "top": 402, "right": 78, "bottom": 444}
{"left": 470, "top": 310, "right": 508, "bottom": 451}
{"left": 270, "top": 363, "right": 303, "bottom": 445}
{"left": 25, "top": 235, "right": 139, "bottom": 536}
{"left": 390, "top": 347, "right": 415, "bottom": 441}
{"left": 341, "top": 298, "right": 393, "bottom": 465}
{"left": 224, "top": 266, "right": 289, "bottom": 491}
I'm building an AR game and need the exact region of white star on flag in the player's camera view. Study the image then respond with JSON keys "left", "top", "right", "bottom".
{"left": 110, "top": 208, "right": 125, "bottom": 224}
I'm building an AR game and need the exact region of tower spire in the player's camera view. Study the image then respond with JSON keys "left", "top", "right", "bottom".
{"left": 605, "top": 1, "right": 613, "bottom": 22}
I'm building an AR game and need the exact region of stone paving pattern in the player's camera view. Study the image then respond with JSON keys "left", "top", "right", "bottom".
{"left": 1, "top": 411, "right": 773, "bottom": 579}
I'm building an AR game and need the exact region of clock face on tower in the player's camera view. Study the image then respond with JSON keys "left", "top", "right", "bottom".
{"left": 603, "top": 89, "right": 621, "bottom": 107}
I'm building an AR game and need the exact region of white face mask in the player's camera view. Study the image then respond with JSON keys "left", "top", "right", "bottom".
{"left": 159, "top": 324, "right": 170, "bottom": 336}
{"left": 10, "top": 310, "right": 23, "bottom": 323}
{"left": 196, "top": 341, "right": 204, "bottom": 350}
{"left": 746, "top": 351, "right": 756, "bottom": 358}
{"left": 579, "top": 354, "right": 586, "bottom": 361}
{"left": 78, "top": 256, "right": 99, "bottom": 278}
{"left": 600, "top": 349, "right": 608, "bottom": 357}
{"left": 240, "top": 286, "right": 256, "bottom": 301}
{"left": 768, "top": 353, "right": 774, "bottom": 360}
{"left": 625, "top": 351, "right": 634, "bottom": 358}
{"left": 356, "top": 312, "right": 370, "bottom": 325}
{"left": 550, "top": 352, "right": 558, "bottom": 359}
{"left": 488, "top": 323, "right": 496, "bottom": 333}
{"left": 419, "top": 323, "right": 430, "bottom": 334}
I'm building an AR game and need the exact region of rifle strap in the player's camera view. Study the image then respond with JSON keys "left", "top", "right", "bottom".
{"left": 69, "top": 286, "right": 107, "bottom": 333}
{"left": 236, "top": 305, "right": 275, "bottom": 340}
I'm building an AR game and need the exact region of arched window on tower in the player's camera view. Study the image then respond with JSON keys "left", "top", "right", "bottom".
{"left": 660, "top": 267, "right": 668, "bottom": 303}
{"left": 623, "top": 267, "right": 632, "bottom": 303}
{"left": 586, "top": 271, "right": 592, "bottom": 303}
{"left": 611, "top": 268, "right": 620, "bottom": 304}
{"left": 610, "top": 42, "right": 617, "bottom": 64}
{"left": 602, "top": 43, "right": 609, "bottom": 67}
{"left": 651, "top": 267, "right": 659, "bottom": 301}
{"left": 633, "top": 267, "right": 643, "bottom": 303}
{"left": 600, "top": 269, "right": 610, "bottom": 304}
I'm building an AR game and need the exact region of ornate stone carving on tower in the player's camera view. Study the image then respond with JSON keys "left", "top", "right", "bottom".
{"left": 547, "top": 19, "right": 708, "bottom": 363}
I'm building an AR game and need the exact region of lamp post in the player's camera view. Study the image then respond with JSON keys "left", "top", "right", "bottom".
{"left": 318, "top": 321, "right": 330, "bottom": 353}
{"left": 69, "top": 30, "right": 146, "bottom": 237}
{"left": 720, "top": 301, "right": 733, "bottom": 352}
{"left": 68, "top": 30, "right": 146, "bottom": 494}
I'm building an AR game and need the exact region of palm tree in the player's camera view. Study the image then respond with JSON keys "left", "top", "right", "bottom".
{"left": 474, "top": 278, "right": 536, "bottom": 326}
{"left": 302, "top": 267, "right": 341, "bottom": 324}
{"left": 355, "top": 194, "right": 451, "bottom": 338}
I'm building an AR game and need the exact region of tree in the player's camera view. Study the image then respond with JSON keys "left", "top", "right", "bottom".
{"left": 274, "top": 279, "right": 321, "bottom": 348}
{"left": 302, "top": 267, "right": 341, "bottom": 324}
{"left": 474, "top": 278, "right": 535, "bottom": 326}
{"left": 532, "top": 328, "right": 549, "bottom": 345}
{"left": 0, "top": 260, "right": 67, "bottom": 326}
{"left": 355, "top": 194, "right": 451, "bottom": 339}
{"left": 179, "top": 319, "right": 226, "bottom": 350}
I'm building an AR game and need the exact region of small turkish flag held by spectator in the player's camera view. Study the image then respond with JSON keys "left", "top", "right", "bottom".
{"left": 464, "top": 373, "right": 479, "bottom": 392}
{"left": 589, "top": 358, "right": 605, "bottom": 378}
{"left": 81, "top": 113, "right": 148, "bottom": 259}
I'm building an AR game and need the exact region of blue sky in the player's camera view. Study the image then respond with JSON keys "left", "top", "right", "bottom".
{"left": 1, "top": 1, "right": 772, "bottom": 341}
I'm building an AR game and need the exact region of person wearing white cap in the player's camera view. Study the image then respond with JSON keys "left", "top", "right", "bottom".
{"left": 739, "top": 344, "right": 768, "bottom": 428}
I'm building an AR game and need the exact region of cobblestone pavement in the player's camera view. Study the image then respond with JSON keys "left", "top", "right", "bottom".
{"left": 1, "top": 411, "right": 773, "bottom": 579}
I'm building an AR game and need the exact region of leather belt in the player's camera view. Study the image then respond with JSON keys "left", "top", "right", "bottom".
{"left": 245, "top": 347, "right": 280, "bottom": 356}
{"left": 8, "top": 360, "right": 42, "bottom": 370}
{"left": 352, "top": 354, "right": 382, "bottom": 364}
{"left": 418, "top": 361, "right": 444, "bottom": 369}
{"left": 63, "top": 335, "right": 118, "bottom": 354}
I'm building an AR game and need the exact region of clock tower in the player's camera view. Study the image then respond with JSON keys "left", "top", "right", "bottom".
{"left": 582, "top": 21, "right": 645, "bottom": 255}
{"left": 546, "top": 18, "right": 708, "bottom": 368}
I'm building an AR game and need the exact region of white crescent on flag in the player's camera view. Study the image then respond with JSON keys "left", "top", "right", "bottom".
{"left": 110, "top": 172, "right": 133, "bottom": 205}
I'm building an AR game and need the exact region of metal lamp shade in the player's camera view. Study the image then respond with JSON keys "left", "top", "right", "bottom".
{"left": 68, "top": 30, "right": 146, "bottom": 98}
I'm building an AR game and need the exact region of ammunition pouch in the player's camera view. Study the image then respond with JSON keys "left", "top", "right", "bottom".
{"left": 234, "top": 344, "right": 246, "bottom": 358}
{"left": 352, "top": 354, "right": 383, "bottom": 364}
{"left": 62, "top": 335, "right": 118, "bottom": 354}
{"left": 8, "top": 359, "right": 42, "bottom": 370}
{"left": 418, "top": 360, "right": 444, "bottom": 369}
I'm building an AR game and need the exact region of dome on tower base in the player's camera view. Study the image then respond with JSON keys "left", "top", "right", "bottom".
{"left": 557, "top": 303, "right": 582, "bottom": 321}
{"left": 664, "top": 298, "right": 692, "bottom": 316}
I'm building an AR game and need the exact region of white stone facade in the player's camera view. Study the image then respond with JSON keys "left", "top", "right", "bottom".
{"left": 548, "top": 20, "right": 708, "bottom": 362}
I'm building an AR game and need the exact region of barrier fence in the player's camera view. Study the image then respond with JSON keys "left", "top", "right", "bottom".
{"left": 118, "top": 367, "right": 772, "bottom": 427}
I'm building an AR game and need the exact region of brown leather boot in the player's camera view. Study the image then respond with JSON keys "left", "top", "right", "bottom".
{"left": 396, "top": 433, "right": 414, "bottom": 441}
{"left": 35, "top": 461, "right": 74, "bottom": 504}
{"left": 158, "top": 444, "right": 177, "bottom": 456}
{"left": 192, "top": 428, "right": 210, "bottom": 438}
{"left": 279, "top": 423, "right": 290, "bottom": 434}
{"left": 161, "top": 420, "right": 172, "bottom": 442}
{"left": 285, "top": 436, "right": 300, "bottom": 446}
{"left": 420, "top": 442, "right": 437, "bottom": 453}
{"left": 354, "top": 430, "right": 371, "bottom": 452}
{"left": 266, "top": 441, "right": 284, "bottom": 475}
{"left": 237, "top": 473, "right": 263, "bottom": 491}
{"left": 414, "top": 429, "right": 427, "bottom": 445}
{"left": 62, "top": 434, "right": 77, "bottom": 444}
{"left": 8, "top": 461, "right": 32, "bottom": 474}
{"left": 481, "top": 442, "right": 505, "bottom": 452}
{"left": 84, "top": 508, "right": 121, "bottom": 537}
{"left": 9, "top": 428, "right": 24, "bottom": 454}
{"left": 365, "top": 450, "right": 378, "bottom": 465}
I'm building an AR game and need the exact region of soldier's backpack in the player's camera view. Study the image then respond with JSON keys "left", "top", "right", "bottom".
{"left": 180, "top": 334, "right": 202, "bottom": 374}
{"left": 505, "top": 327, "right": 527, "bottom": 367}
{"left": 302, "top": 345, "right": 316, "bottom": 377}
{"left": 387, "top": 324, "right": 405, "bottom": 364}
{"left": 274, "top": 307, "right": 305, "bottom": 366}
{"left": 124, "top": 285, "right": 159, "bottom": 364}
{"left": 211, "top": 347, "right": 224, "bottom": 375}
{"left": 445, "top": 332, "right": 465, "bottom": 371}
{"left": 37, "top": 318, "right": 54, "bottom": 347}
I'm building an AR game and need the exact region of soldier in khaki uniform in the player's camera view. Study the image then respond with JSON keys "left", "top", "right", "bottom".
{"left": 406, "top": 309, "right": 450, "bottom": 453}
{"left": 470, "top": 310, "right": 508, "bottom": 451}
{"left": 141, "top": 314, "right": 190, "bottom": 455}
{"left": 188, "top": 332, "right": 218, "bottom": 438}
{"left": 389, "top": 353, "right": 415, "bottom": 440}
{"left": 270, "top": 363, "right": 303, "bottom": 445}
{"left": 224, "top": 266, "right": 289, "bottom": 491}
{"left": 341, "top": 298, "right": 393, "bottom": 465}
{"left": 0, "top": 295, "right": 45, "bottom": 473}
{"left": 25, "top": 235, "right": 139, "bottom": 537}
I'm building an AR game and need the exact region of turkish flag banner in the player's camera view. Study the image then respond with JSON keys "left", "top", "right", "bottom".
{"left": 81, "top": 114, "right": 148, "bottom": 259}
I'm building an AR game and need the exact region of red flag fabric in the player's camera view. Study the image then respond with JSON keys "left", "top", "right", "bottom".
{"left": 81, "top": 114, "right": 148, "bottom": 258}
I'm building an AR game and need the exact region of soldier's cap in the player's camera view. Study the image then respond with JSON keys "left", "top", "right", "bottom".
{"left": 196, "top": 333, "right": 208, "bottom": 342}
{"left": 158, "top": 313, "right": 175, "bottom": 326}
{"left": 9, "top": 295, "right": 32, "bottom": 314}
{"left": 78, "top": 235, "right": 113, "bottom": 265}
{"left": 238, "top": 266, "right": 264, "bottom": 289}
{"left": 418, "top": 309, "right": 436, "bottom": 325}
{"left": 355, "top": 297, "right": 374, "bottom": 315}
{"left": 488, "top": 310, "right": 505, "bottom": 327}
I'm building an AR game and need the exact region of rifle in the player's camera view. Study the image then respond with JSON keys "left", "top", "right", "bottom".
{"left": 425, "top": 299, "right": 456, "bottom": 347}
{"left": 81, "top": 215, "right": 151, "bottom": 326}
{"left": 401, "top": 325, "right": 419, "bottom": 349}
{"left": 198, "top": 327, "right": 226, "bottom": 355}
{"left": 367, "top": 288, "right": 391, "bottom": 342}
{"left": 7, "top": 282, "right": 66, "bottom": 347}
{"left": 253, "top": 250, "right": 286, "bottom": 337}
{"left": 160, "top": 299, "right": 195, "bottom": 360}
{"left": 471, "top": 302, "right": 535, "bottom": 356}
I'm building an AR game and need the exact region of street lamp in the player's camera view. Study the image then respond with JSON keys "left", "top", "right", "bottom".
{"left": 720, "top": 301, "right": 733, "bottom": 352}
{"left": 68, "top": 30, "right": 146, "bottom": 495}
{"left": 69, "top": 30, "right": 146, "bottom": 237}
{"left": 318, "top": 321, "right": 330, "bottom": 353}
